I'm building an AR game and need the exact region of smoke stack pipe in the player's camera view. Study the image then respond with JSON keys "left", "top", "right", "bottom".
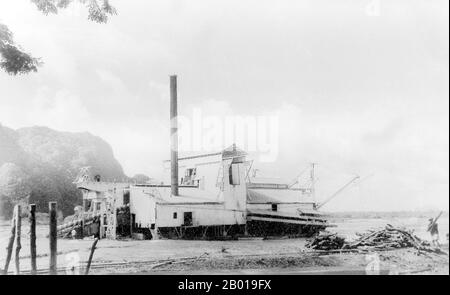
{"left": 170, "top": 75, "right": 179, "bottom": 196}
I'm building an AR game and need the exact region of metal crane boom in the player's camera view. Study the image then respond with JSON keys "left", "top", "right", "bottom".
{"left": 288, "top": 166, "right": 310, "bottom": 188}
{"left": 316, "top": 175, "right": 360, "bottom": 209}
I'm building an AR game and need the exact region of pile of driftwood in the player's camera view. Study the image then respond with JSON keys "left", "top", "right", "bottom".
{"left": 307, "top": 225, "right": 447, "bottom": 255}
{"left": 306, "top": 232, "right": 346, "bottom": 250}
{"left": 343, "top": 224, "right": 443, "bottom": 254}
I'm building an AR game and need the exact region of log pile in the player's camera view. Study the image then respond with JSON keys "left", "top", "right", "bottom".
{"left": 344, "top": 224, "right": 446, "bottom": 254}
{"left": 307, "top": 225, "right": 447, "bottom": 255}
{"left": 306, "top": 232, "right": 346, "bottom": 250}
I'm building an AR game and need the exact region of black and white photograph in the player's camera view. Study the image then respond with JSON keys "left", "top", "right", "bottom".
{"left": 0, "top": 0, "right": 448, "bottom": 280}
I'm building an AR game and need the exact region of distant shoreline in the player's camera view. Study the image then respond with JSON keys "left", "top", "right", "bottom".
{"left": 326, "top": 210, "right": 449, "bottom": 219}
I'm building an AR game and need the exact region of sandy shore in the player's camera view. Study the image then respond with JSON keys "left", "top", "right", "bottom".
{"left": 1, "top": 236, "right": 448, "bottom": 275}
{"left": 1, "top": 216, "right": 448, "bottom": 275}
{"left": 86, "top": 245, "right": 449, "bottom": 275}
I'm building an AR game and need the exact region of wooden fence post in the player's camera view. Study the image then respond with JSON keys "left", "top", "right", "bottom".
{"left": 81, "top": 213, "right": 85, "bottom": 239}
{"left": 49, "top": 202, "right": 57, "bottom": 275}
{"left": 2, "top": 206, "right": 17, "bottom": 275}
{"left": 29, "top": 204, "right": 37, "bottom": 275}
{"left": 14, "top": 205, "right": 21, "bottom": 275}
{"left": 84, "top": 238, "right": 99, "bottom": 275}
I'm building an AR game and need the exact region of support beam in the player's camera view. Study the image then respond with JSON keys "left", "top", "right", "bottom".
{"left": 14, "top": 205, "right": 21, "bottom": 275}
{"left": 170, "top": 75, "right": 179, "bottom": 196}
{"left": 2, "top": 207, "right": 16, "bottom": 275}
{"left": 29, "top": 204, "right": 37, "bottom": 275}
{"left": 49, "top": 202, "right": 57, "bottom": 275}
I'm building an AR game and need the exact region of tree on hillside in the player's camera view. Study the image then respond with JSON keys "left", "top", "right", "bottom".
{"left": 0, "top": 163, "right": 31, "bottom": 219}
{"left": 0, "top": 0, "right": 116, "bottom": 75}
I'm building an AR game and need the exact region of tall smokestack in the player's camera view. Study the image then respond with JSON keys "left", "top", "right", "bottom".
{"left": 170, "top": 75, "right": 179, "bottom": 196}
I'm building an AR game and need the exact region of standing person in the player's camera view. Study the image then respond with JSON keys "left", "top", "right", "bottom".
{"left": 427, "top": 218, "right": 440, "bottom": 247}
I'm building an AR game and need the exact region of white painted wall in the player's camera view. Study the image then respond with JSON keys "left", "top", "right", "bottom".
{"left": 155, "top": 203, "right": 246, "bottom": 227}
{"left": 129, "top": 157, "right": 249, "bottom": 228}
{"left": 222, "top": 162, "right": 247, "bottom": 212}
{"left": 247, "top": 203, "right": 315, "bottom": 214}
{"left": 129, "top": 186, "right": 156, "bottom": 228}
{"left": 129, "top": 150, "right": 255, "bottom": 229}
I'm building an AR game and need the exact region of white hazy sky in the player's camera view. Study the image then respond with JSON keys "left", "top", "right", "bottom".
{"left": 0, "top": 0, "right": 448, "bottom": 211}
